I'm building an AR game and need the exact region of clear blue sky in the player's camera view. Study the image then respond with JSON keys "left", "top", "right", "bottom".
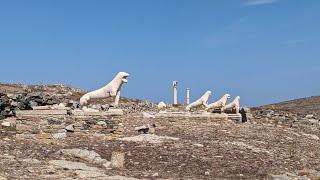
{"left": 0, "top": 0, "right": 319, "bottom": 106}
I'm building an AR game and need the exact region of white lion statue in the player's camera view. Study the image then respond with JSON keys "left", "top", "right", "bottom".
{"left": 205, "top": 94, "right": 231, "bottom": 112}
{"left": 186, "top": 91, "right": 212, "bottom": 111}
{"left": 80, "top": 72, "right": 129, "bottom": 107}
{"left": 222, "top": 96, "right": 240, "bottom": 114}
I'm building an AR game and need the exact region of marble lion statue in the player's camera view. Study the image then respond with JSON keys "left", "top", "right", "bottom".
{"left": 186, "top": 91, "right": 212, "bottom": 111}
{"left": 205, "top": 94, "right": 231, "bottom": 112}
{"left": 222, "top": 96, "right": 240, "bottom": 114}
{"left": 80, "top": 72, "right": 129, "bottom": 106}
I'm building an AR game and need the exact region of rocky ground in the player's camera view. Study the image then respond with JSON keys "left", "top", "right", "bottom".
{"left": 0, "top": 83, "right": 320, "bottom": 179}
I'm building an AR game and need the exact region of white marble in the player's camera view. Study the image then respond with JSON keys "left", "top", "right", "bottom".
{"left": 186, "top": 91, "right": 212, "bottom": 111}
{"left": 222, "top": 96, "right": 241, "bottom": 114}
{"left": 173, "top": 81, "right": 178, "bottom": 105}
{"left": 80, "top": 72, "right": 129, "bottom": 106}
{"left": 205, "top": 94, "right": 230, "bottom": 112}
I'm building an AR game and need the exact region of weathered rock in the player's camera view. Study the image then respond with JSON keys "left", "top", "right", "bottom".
{"left": 111, "top": 151, "right": 125, "bottom": 169}
{"left": 267, "top": 174, "right": 293, "bottom": 180}
{"left": 53, "top": 132, "right": 67, "bottom": 140}
{"left": 58, "top": 149, "right": 110, "bottom": 166}
{"left": 65, "top": 124, "right": 75, "bottom": 132}
{"left": 1, "top": 121, "right": 11, "bottom": 127}
{"left": 120, "top": 134, "right": 179, "bottom": 144}
{"left": 305, "top": 114, "right": 314, "bottom": 119}
{"left": 68, "top": 100, "right": 80, "bottom": 109}
{"left": 49, "top": 160, "right": 102, "bottom": 172}
{"left": 193, "top": 144, "right": 204, "bottom": 148}
{"left": 97, "top": 121, "right": 107, "bottom": 126}
{"left": 152, "top": 173, "right": 159, "bottom": 177}
{"left": 142, "top": 112, "right": 155, "bottom": 118}
{"left": 21, "top": 158, "right": 41, "bottom": 165}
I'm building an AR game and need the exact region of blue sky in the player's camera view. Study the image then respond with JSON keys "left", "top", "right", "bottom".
{"left": 0, "top": 0, "right": 319, "bottom": 106}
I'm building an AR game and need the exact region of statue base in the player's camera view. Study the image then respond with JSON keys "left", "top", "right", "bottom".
{"left": 155, "top": 111, "right": 242, "bottom": 122}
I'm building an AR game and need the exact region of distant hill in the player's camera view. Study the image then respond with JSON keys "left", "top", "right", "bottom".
{"left": 258, "top": 96, "right": 320, "bottom": 115}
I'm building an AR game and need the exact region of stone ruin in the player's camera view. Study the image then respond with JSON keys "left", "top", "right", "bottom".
{"left": 15, "top": 107, "right": 124, "bottom": 143}
{"left": 1, "top": 72, "right": 131, "bottom": 142}
{"left": 1, "top": 73, "right": 250, "bottom": 142}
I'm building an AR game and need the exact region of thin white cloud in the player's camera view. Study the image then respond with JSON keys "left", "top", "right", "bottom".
{"left": 244, "top": 0, "right": 279, "bottom": 6}
{"left": 282, "top": 39, "right": 306, "bottom": 45}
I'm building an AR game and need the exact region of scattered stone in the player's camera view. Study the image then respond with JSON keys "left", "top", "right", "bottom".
{"left": 21, "top": 158, "right": 41, "bottom": 165}
{"left": 103, "top": 176, "right": 137, "bottom": 180}
{"left": 65, "top": 124, "right": 75, "bottom": 132}
{"left": 193, "top": 144, "right": 204, "bottom": 148}
{"left": 47, "top": 118, "right": 62, "bottom": 125}
{"left": 1, "top": 121, "right": 11, "bottom": 127}
{"left": 267, "top": 174, "right": 292, "bottom": 180}
{"left": 227, "top": 141, "right": 271, "bottom": 155}
{"left": 75, "top": 169, "right": 106, "bottom": 178}
{"left": 305, "top": 114, "right": 314, "bottom": 119}
{"left": 53, "top": 132, "right": 67, "bottom": 140}
{"left": 49, "top": 160, "right": 105, "bottom": 178}
{"left": 58, "top": 149, "right": 110, "bottom": 166}
{"left": 101, "top": 104, "right": 110, "bottom": 110}
{"left": 152, "top": 172, "right": 159, "bottom": 177}
{"left": 302, "top": 133, "right": 319, "bottom": 140}
{"left": 97, "top": 121, "right": 107, "bottom": 126}
{"left": 142, "top": 112, "right": 155, "bottom": 118}
{"left": 120, "top": 134, "right": 179, "bottom": 144}
{"left": 134, "top": 124, "right": 156, "bottom": 134}
{"left": 111, "top": 151, "right": 125, "bottom": 169}
{"left": 68, "top": 100, "right": 80, "bottom": 109}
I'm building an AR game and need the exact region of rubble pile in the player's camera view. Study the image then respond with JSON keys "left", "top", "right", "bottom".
{"left": 0, "top": 83, "right": 156, "bottom": 119}
{"left": 0, "top": 92, "right": 68, "bottom": 120}
{"left": 251, "top": 107, "right": 320, "bottom": 125}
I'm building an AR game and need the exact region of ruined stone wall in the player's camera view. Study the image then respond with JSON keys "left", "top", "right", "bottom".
{"left": 15, "top": 114, "right": 123, "bottom": 142}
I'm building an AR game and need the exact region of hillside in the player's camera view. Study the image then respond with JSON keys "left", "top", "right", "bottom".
{"left": 258, "top": 96, "right": 320, "bottom": 116}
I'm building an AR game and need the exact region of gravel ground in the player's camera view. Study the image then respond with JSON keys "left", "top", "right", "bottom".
{"left": 1, "top": 113, "right": 320, "bottom": 179}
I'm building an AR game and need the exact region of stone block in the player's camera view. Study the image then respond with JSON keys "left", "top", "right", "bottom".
{"left": 71, "top": 109, "right": 123, "bottom": 116}
{"left": 16, "top": 110, "right": 68, "bottom": 116}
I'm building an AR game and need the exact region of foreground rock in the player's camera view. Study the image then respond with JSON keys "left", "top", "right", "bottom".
{"left": 57, "top": 149, "right": 111, "bottom": 167}
{"left": 120, "top": 134, "right": 179, "bottom": 144}
{"left": 49, "top": 160, "right": 106, "bottom": 178}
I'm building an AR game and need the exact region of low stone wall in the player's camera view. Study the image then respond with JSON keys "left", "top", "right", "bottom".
{"left": 15, "top": 110, "right": 124, "bottom": 142}
{"left": 155, "top": 111, "right": 243, "bottom": 122}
